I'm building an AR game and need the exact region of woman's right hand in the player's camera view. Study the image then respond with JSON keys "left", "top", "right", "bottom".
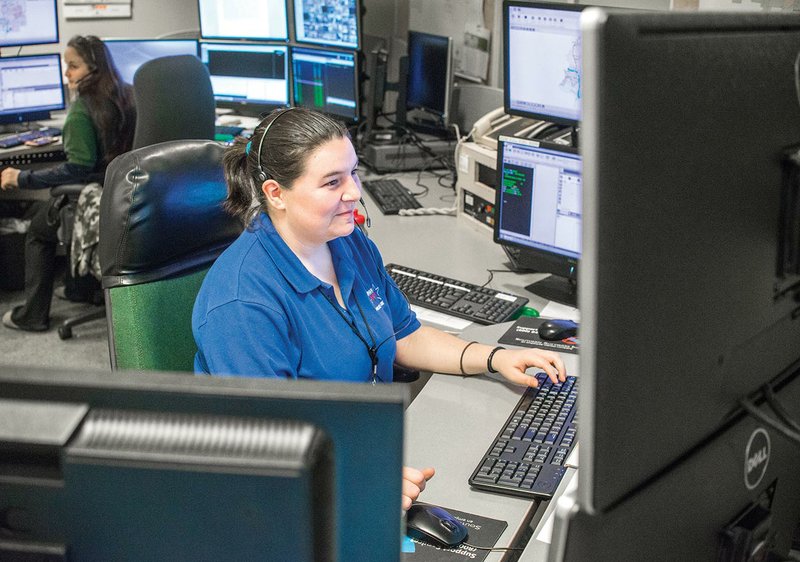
{"left": 1, "top": 167, "right": 20, "bottom": 190}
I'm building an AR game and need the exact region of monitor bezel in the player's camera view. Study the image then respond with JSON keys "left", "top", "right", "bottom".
{"left": 0, "top": 53, "right": 65, "bottom": 126}
{"left": 289, "top": 45, "right": 360, "bottom": 124}
{"left": 197, "top": 0, "right": 289, "bottom": 42}
{"left": 503, "top": 0, "right": 587, "bottom": 127}
{"left": 493, "top": 135, "right": 581, "bottom": 282}
{"left": 0, "top": 0, "right": 59, "bottom": 48}
{"left": 292, "top": 0, "right": 362, "bottom": 51}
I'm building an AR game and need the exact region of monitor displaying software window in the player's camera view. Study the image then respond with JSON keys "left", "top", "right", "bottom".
{"left": 0, "top": 54, "right": 65, "bottom": 126}
{"left": 104, "top": 39, "right": 199, "bottom": 84}
{"left": 293, "top": 0, "right": 359, "bottom": 50}
{"left": 0, "top": 0, "right": 58, "bottom": 47}
{"left": 290, "top": 47, "right": 358, "bottom": 122}
{"left": 504, "top": 1, "right": 585, "bottom": 126}
{"left": 494, "top": 136, "right": 581, "bottom": 304}
{"left": 200, "top": 43, "right": 289, "bottom": 115}
{"left": 198, "top": 0, "right": 288, "bottom": 41}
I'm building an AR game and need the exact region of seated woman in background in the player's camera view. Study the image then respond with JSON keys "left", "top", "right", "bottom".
{"left": 192, "top": 107, "right": 568, "bottom": 508}
{"left": 1, "top": 35, "right": 136, "bottom": 332}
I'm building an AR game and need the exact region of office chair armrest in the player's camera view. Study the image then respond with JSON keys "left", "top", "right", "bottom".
{"left": 50, "top": 183, "right": 87, "bottom": 198}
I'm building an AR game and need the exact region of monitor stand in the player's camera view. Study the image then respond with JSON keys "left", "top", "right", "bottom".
{"left": 525, "top": 275, "right": 577, "bottom": 308}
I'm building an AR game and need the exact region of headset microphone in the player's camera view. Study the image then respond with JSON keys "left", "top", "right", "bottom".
{"left": 359, "top": 197, "right": 372, "bottom": 228}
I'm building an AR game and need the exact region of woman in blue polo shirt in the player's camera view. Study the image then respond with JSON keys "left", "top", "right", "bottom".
{"left": 192, "top": 107, "right": 567, "bottom": 507}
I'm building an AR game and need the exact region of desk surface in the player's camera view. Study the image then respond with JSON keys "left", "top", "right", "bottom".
{"left": 370, "top": 171, "right": 576, "bottom": 561}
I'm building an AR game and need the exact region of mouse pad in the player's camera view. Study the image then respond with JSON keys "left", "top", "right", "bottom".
{"left": 401, "top": 504, "right": 508, "bottom": 561}
{"left": 498, "top": 316, "right": 579, "bottom": 354}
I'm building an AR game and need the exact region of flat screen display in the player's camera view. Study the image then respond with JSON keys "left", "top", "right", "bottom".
{"left": 0, "top": 0, "right": 58, "bottom": 47}
{"left": 293, "top": 0, "right": 359, "bottom": 50}
{"left": 290, "top": 46, "right": 358, "bottom": 122}
{"left": 198, "top": 0, "right": 288, "bottom": 41}
{"left": 0, "top": 54, "right": 65, "bottom": 125}
{"left": 104, "top": 39, "right": 199, "bottom": 84}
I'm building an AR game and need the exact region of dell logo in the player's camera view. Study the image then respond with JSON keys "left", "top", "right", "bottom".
{"left": 744, "top": 428, "right": 771, "bottom": 490}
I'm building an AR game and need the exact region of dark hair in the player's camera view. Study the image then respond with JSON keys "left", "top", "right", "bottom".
{"left": 223, "top": 108, "right": 350, "bottom": 226}
{"left": 67, "top": 35, "right": 136, "bottom": 165}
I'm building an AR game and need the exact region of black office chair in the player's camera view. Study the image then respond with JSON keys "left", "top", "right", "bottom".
{"left": 54, "top": 54, "right": 216, "bottom": 339}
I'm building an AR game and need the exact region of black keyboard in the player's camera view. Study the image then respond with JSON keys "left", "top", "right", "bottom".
{"left": 0, "top": 148, "right": 66, "bottom": 168}
{"left": 362, "top": 178, "right": 422, "bottom": 215}
{"left": 0, "top": 127, "right": 62, "bottom": 149}
{"left": 214, "top": 124, "right": 246, "bottom": 138}
{"left": 386, "top": 264, "right": 528, "bottom": 325}
{"left": 469, "top": 373, "right": 578, "bottom": 500}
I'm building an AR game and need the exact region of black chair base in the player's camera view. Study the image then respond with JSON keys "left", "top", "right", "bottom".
{"left": 58, "top": 307, "right": 105, "bottom": 340}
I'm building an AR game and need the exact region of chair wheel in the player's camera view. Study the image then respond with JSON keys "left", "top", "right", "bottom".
{"left": 58, "top": 326, "right": 72, "bottom": 340}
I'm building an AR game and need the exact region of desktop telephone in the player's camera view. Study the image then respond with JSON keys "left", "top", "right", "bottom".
{"left": 472, "top": 107, "right": 559, "bottom": 151}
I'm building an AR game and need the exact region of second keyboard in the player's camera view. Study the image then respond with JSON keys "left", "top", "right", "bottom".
{"left": 362, "top": 178, "right": 422, "bottom": 215}
{"left": 386, "top": 264, "right": 528, "bottom": 325}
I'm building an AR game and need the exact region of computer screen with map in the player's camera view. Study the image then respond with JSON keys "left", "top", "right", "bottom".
{"left": 0, "top": 0, "right": 58, "bottom": 47}
{"left": 293, "top": 0, "right": 360, "bottom": 50}
{"left": 504, "top": 1, "right": 585, "bottom": 126}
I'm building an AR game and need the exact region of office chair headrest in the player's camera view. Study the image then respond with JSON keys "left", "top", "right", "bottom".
{"left": 100, "top": 139, "right": 242, "bottom": 288}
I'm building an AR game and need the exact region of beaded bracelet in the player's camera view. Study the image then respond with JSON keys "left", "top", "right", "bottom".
{"left": 459, "top": 341, "right": 478, "bottom": 375}
{"left": 487, "top": 346, "right": 506, "bottom": 374}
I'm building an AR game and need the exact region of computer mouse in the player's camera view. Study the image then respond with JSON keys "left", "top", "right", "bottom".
{"left": 405, "top": 503, "right": 468, "bottom": 548}
{"left": 538, "top": 319, "right": 579, "bottom": 341}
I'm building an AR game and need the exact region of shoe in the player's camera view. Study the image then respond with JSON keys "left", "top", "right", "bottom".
{"left": 2, "top": 308, "right": 48, "bottom": 332}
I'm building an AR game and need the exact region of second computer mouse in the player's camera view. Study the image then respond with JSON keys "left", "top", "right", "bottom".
{"left": 538, "top": 319, "right": 579, "bottom": 341}
{"left": 405, "top": 503, "right": 468, "bottom": 548}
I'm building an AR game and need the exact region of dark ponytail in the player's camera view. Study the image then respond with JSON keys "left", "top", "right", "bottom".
{"left": 222, "top": 108, "right": 350, "bottom": 226}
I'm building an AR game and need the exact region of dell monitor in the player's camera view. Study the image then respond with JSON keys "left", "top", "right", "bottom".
{"left": 0, "top": 367, "right": 406, "bottom": 561}
{"left": 504, "top": 1, "right": 585, "bottom": 129}
{"left": 547, "top": 9, "right": 800, "bottom": 561}
{"left": 400, "top": 31, "right": 454, "bottom": 136}
{"left": 0, "top": 0, "right": 58, "bottom": 48}
{"left": 0, "top": 54, "right": 65, "bottom": 132}
{"left": 198, "top": 0, "right": 288, "bottom": 41}
{"left": 104, "top": 39, "right": 199, "bottom": 84}
{"left": 293, "top": 0, "right": 360, "bottom": 50}
{"left": 494, "top": 136, "right": 581, "bottom": 306}
{"left": 290, "top": 46, "right": 358, "bottom": 123}
{"left": 199, "top": 42, "right": 289, "bottom": 116}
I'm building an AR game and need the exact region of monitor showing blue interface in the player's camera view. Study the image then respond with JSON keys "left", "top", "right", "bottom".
{"left": 0, "top": 54, "right": 65, "bottom": 126}
{"left": 494, "top": 136, "right": 581, "bottom": 304}
{"left": 200, "top": 42, "right": 289, "bottom": 115}
{"left": 293, "top": 0, "right": 359, "bottom": 50}
{"left": 504, "top": 1, "right": 585, "bottom": 126}
{"left": 0, "top": 0, "right": 58, "bottom": 47}
{"left": 104, "top": 39, "right": 199, "bottom": 84}
{"left": 291, "top": 47, "right": 358, "bottom": 122}
{"left": 198, "top": 0, "right": 288, "bottom": 41}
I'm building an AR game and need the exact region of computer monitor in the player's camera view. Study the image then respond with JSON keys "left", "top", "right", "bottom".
{"left": 198, "top": 0, "right": 288, "bottom": 41}
{"left": 504, "top": 1, "right": 586, "bottom": 128}
{"left": 401, "top": 31, "right": 454, "bottom": 135}
{"left": 199, "top": 42, "right": 289, "bottom": 116}
{"left": 0, "top": 0, "right": 58, "bottom": 48}
{"left": 0, "top": 54, "right": 65, "bottom": 131}
{"left": 0, "top": 367, "right": 406, "bottom": 561}
{"left": 104, "top": 39, "right": 199, "bottom": 84}
{"left": 493, "top": 136, "right": 581, "bottom": 306}
{"left": 293, "top": 0, "right": 360, "bottom": 50}
{"left": 290, "top": 46, "right": 358, "bottom": 123}
{"left": 547, "top": 9, "right": 800, "bottom": 560}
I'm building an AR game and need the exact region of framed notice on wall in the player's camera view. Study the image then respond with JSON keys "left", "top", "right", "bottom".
{"left": 63, "top": 0, "right": 132, "bottom": 19}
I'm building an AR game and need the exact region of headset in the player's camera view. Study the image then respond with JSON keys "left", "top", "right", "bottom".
{"left": 253, "top": 108, "right": 294, "bottom": 183}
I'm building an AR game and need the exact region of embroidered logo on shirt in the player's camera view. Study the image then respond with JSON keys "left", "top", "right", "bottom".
{"left": 366, "top": 285, "right": 385, "bottom": 311}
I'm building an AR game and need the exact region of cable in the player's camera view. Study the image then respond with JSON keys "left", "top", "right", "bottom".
{"left": 397, "top": 207, "right": 455, "bottom": 216}
{"left": 739, "top": 398, "right": 800, "bottom": 446}
{"left": 461, "top": 542, "right": 524, "bottom": 552}
{"left": 763, "top": 384, "right": 800, "bottom": 433}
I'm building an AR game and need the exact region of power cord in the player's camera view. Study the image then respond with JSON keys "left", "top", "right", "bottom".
{"left": 739, "top": 384, "right": 800, "bottom": 446}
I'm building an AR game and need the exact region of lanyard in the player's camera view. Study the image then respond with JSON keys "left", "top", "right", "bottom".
{"left": 319, "top": 287, "right": 380, "bottom": 384}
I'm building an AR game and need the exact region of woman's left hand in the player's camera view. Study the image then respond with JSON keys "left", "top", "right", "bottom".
{"left": 490, "top": 348, "right": 567, "bottom": 387}
{"left": 1, "top": 167, "right": 20, "bottom": 190}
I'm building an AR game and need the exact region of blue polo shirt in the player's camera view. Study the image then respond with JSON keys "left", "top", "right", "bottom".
{"left": 192, "top": 212, "right": 420, "bottom": 382}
